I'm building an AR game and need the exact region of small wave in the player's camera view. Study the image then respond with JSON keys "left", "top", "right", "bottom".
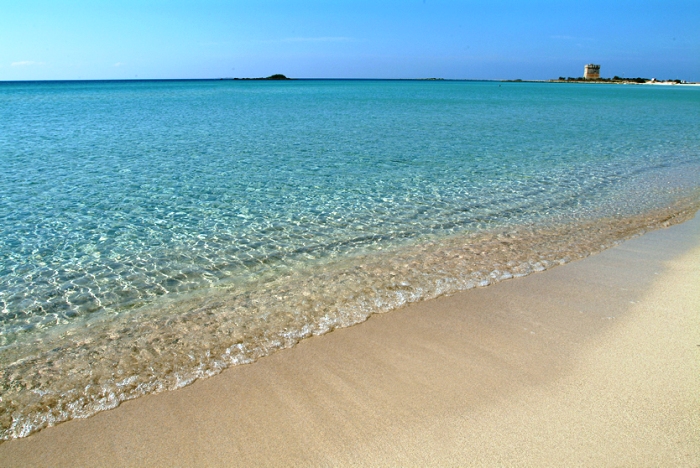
{"left": 1, "top": 195, "right": 698, "bottom": 440}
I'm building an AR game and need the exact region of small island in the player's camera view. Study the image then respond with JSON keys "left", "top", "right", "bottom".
{"left": 220, "top": 74, "right": 291, "bottom": 81}
{"left": 549, "top": 64, "right": 694, "bottom": 85}
{"left": 551, "top": 76, "right": 689, "bottom": 85}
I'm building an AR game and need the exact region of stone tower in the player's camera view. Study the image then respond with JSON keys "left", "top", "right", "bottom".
{"left": 584, "top": 64, "right": 601, "bottom": 80}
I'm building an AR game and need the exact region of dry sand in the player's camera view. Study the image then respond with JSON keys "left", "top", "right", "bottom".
{"left": 1, "top": 215, "right": 699, "bottom": 467}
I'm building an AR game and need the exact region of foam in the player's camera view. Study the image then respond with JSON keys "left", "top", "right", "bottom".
{"left": 1, "top": 194, "right": 697, "bottom": 439}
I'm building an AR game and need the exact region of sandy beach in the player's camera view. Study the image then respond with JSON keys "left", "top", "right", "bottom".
{"left": 1, "top": 213, "right": 699, "bottom": 467}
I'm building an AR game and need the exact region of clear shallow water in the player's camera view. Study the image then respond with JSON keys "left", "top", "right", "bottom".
{"left": 1, "top": 80, "right": 699, "bottom": 438}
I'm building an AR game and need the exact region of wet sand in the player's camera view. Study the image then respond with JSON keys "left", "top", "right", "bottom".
{"left": 1, "top": 215, "right": 699, "bottom": 467}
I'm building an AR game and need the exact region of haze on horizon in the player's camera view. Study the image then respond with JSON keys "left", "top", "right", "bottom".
{"left": 1, "top": 0, "right": 698, "bottom": 82}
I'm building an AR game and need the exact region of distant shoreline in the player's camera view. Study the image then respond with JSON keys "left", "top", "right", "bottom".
{"left": 544, "top": 79, "right": 700, "bottom": 86}
{"left": 2, "top": 77, "right": 698, "bottom": 85}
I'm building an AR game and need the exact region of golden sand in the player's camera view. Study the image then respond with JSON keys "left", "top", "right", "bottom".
{"left": 1, "top": 215, "right": 698, "bottom": 467}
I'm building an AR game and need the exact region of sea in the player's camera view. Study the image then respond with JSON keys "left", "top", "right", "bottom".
{"left": 1, "top": 79, "right": 699, "bottom": 439}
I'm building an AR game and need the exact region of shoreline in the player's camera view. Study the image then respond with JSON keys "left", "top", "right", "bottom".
{"left": 3, "top": 194, "right": 698, "bottom": 440}
{"left": 4, "top": 78, "right": 699, "bottom": 85}
{"left": 547, "top": 80, "right": 700, "bottom": 86}
{"left": 1, "top": 213, "right": 699, "bottom": 465}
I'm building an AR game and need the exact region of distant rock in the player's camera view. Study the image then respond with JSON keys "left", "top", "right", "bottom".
{"left": 221, "top": 74, "right": 292, "bottom": 81}
{"left": 265, "top": 74, "right": 290, "bottom": 80}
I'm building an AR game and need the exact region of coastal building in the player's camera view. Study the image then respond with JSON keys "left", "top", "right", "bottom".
{"left": 584, "top": 64, "right": 601, "bottom": 80}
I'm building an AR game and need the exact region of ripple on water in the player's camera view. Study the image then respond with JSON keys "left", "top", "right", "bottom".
{"left": 1, "top": 195, "right": 698, "bottom": 440}
{"left": 2, "top": 80, "right": 700, "bottom": 439}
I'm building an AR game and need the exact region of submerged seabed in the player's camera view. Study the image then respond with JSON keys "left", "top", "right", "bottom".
{"left": 1, "top": 193, "right": 698, "bottom": 439}
{"left": 1, "top": 80, "right": 700, "bottom": 439}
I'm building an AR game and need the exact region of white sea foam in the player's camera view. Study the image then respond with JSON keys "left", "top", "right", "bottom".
{"left": 1, "top": 195, "right": 698, "bottom": 439}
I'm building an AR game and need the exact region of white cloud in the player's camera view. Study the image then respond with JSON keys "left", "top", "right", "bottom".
{"left": 114, "top": 62, "right": 126, "bottom": 67}
{"left": 11, "top": 61, "right": 45, "bottom": 67}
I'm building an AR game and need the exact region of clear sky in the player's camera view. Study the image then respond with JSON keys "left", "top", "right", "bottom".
{"left": 1, "top": 0, "right": 698, "bottom": 81}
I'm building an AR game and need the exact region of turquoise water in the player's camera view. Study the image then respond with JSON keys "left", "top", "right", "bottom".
{"left": 1, "top": 80, "right": 699, "bottom": 438}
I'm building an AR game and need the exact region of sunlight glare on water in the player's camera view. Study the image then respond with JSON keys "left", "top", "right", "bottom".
{"left": 1, "top": 79, "right": 699, "bottom": 438}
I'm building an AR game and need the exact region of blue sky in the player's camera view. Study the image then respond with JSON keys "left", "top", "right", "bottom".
{"left": 1, "top": 0, "right": 698, "bottom": 81}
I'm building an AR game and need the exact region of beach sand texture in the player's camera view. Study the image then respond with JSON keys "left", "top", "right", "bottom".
{"left": 1, "top": 215, "right": 698, "bottom": 467}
